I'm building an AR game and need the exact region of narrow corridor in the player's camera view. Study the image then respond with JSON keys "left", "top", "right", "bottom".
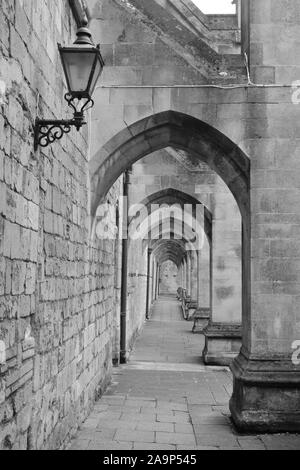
{"left": 130, "top": 295, "right": 206, "bottom": 365}
{"left": 70, "top": 298, "right": 300, "bottom": 451}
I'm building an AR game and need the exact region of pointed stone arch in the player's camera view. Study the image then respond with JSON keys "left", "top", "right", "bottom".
{"left": 90, "top": 111, "right": 250, "bottom": 222}
{"left": 132, "top": 187, "right": 212, "bottom": 244}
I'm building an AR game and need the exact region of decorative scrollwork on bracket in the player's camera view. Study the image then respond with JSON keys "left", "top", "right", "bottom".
{"left": 34, "top": 93, "right": 90, "bottom": 150}
{"left": 34, "top": 116, "right": 86, "bottom": 151}
{"left": 38, "top": 122, "right": 72, "bottom": 148}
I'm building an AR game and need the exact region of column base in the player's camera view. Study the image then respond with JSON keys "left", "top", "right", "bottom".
{"left": 202, "top": 323, "right": 242, "bottom": 366}
{"left": 230, "top": 350, "right": 300, "bottom": 433}
{"left": 192, "top": 308, "right": 210, "bottom": 332}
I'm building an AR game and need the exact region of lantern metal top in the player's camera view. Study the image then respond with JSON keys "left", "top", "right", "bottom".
{"left": 73, "top": 23, "right": 95, "bottom": 46}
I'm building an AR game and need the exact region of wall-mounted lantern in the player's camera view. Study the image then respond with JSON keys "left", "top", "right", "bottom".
{"left": 34, "top": 22, "right": 104, "bottom": 150}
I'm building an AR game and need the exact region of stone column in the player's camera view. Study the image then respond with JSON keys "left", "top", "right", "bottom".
{"left": 182, "top": 259, "right": 186, "bottom": 290}
{"left": 193, "top": 240, "right": 210, "bottom": 331}
{"left": 157, "top": 265, "right": 161, "bottom": 297}
{"left": 145, "top": 248, "right": 153, "bottom": 319}
{"left": 202, "top": 189, "right": 242, "bottom": 366}
{"left": 150, "top": 254, "right": 154, "bottom": 304}
{"left": 197, "top": 238, "right": 210, "bottom": 309}
{"left": 197, "top": 250, "right": 201, "bottom": 308}
{"left": 230, "top": 1, "right": 300, "bottom": 431}
{"left": 156, "top": 263, "right": 159, "bottom": 298}
{"left": 152, "top": 258, "right": 156, "bottom": 302}
{"left": 190, "top": 251, "right": 197, "bottom": 301}
{"left": 186, "top": 252, "right": 191, "bottom": 298}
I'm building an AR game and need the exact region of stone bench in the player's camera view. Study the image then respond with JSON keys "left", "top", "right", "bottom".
{"left": 183, "top": 300, "right": 197, "bottom": 321}
{"left": 202, "top": 323, "right": 242, "bottom": 365}
{"left": 177, "top": 287, "right": 186, "bottom": 301}
{"left": 181, "top": 295, "right": 192, "bottom": 320}
{"left": 192, "top": 308, "right": 210, "bottom": 333}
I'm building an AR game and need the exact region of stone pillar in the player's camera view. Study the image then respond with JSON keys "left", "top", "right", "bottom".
{"left": 155, "top": 263, "right": 159, "bottom": 300}
{"left": 152, "top": 259, "right": 155, "bottom": 302}
{"left": 193, "top": 237, "right": 211, "bottom": 331}
{"left": 197, "top": 237, "right": 210, "bottom": 309}
{"left": 150, "top": 255, "right": 153, "bottom": 304}
{"left": 229, "top": 0, "right": 300, "bottom": 433}
{"left": 178, "top": 264, "right": 182, "bottom": 287}
{"left": 182, "top": 259, "right": 187, "bottom": 290}
{"left": 150, "top": 254, "right": 154, "bottom": 304}
{"left": 197, "top": 250, "right": 201, "bottom": 308}
{"left": 152, "top": 258, "right": 156, "bottom": 302}
{"left": 202, "top": 188, "right": 242, "bottom": 366}
{"left": 145, "top": 248, "right": 153, "bottom": 319}
{"left": 190, "top": 251, "right": 197, "bottom": 301}
{"left": 186, "top": 252, "right": 191, "bottom": 298}
{"left": 157, "top": 265, "right": 161, "bottom": 297}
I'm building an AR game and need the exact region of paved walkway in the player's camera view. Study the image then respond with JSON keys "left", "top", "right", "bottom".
{"left": 70, "top": 296, "right": 300, "bottom": 450}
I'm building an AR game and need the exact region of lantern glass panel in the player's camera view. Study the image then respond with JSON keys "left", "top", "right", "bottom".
{"left": 89, "top": 56, "right": 104, "bottom": 95}
{"left": 60, "top": 49, "right": 97, "bottom": 94}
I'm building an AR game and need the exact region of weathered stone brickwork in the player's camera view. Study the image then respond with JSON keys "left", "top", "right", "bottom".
{"left": 0, "top": 0, "right": 122, "bottom": 450}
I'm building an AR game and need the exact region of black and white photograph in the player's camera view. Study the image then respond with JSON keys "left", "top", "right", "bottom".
{"left": 0, "top": 0, "right": 300, "bottom": 454}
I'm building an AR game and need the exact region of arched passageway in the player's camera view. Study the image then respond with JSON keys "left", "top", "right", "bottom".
{"left": 131, "top": 187, "right": 213, "bottom": 329}
{"left": 89, "top": 110, "right": 300, "bottom": 433}
{"left": 90, "top": 110, "right": 249, "bottom": 339}
{"left": 90, "top": 110, "right": 252, "bottom": 430}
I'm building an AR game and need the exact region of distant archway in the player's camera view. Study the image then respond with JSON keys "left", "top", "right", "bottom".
{"left": 130, "top": 188, "right": 212, "bottom": 243}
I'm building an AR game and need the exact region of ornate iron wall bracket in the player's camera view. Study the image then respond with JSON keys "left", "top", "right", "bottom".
{"left": 34, "top": 116, "right": 86, "bottom": 151}
{"left": 34, "top": 95, "right": 94, "bottom": 150}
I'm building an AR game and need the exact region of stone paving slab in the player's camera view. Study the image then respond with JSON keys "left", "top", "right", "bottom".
{"left": 133, "top": 443, "right": 176, "bottom": 450}
{"left": 69, "top": 297, "right": 300, "bottom": 451}
{"left": 156, "top": 432, "right": 196, "bottom": 446}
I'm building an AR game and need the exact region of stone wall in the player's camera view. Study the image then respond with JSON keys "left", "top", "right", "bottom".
{"left": 0, "top": 0, "right": 122, "bottom": 450}
{"left": 249, "top": 0, "right": 300, "bottom": 83}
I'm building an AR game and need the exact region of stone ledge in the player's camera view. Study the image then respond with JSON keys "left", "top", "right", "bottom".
{"left": 194, "top": 308, "right": 210, "bottom": 319}
{"left": 203, "top": 323, "right": 242, "bottom": 339}
{"left": 192, "top": 308, "right": 210, "bottom": 333}
{"left": 186, "top": 300, "right": 198, "bottom": 309}
{"left": 203, "top": 351, "right": 238, "bottom": 366}
{"left": 202, "top": 323, "right": 242, "bottom": 366}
